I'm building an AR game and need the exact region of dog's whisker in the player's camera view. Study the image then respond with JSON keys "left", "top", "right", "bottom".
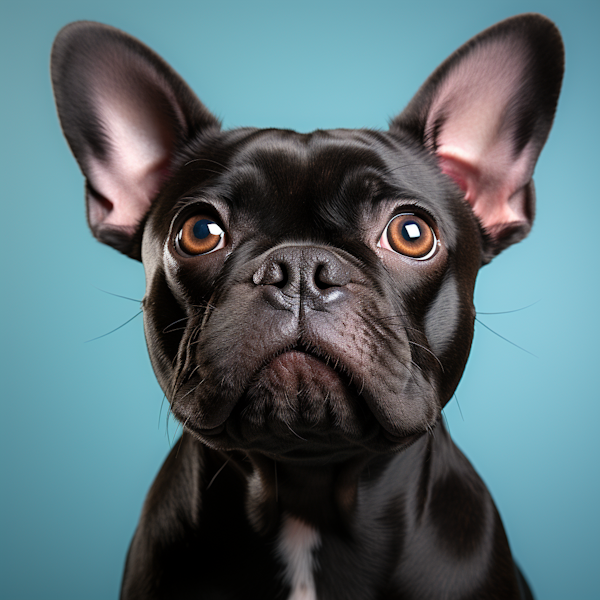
{"left": 475, "top": 317, "right": 537, "bottom": 357}
{"left": 408, "top": 341, "right": 445, "bottom": 373}
{"left": 171, "top": 418, "right": 185, "bottom": 446}
{"left": 477, "top": 300, "right": 539, "bottom": 315}
{"left": 427, "top": 422, "right": 436, "bottom": 438}
{"left": 442, "top": 410, "right": 451, "bottom": 434}
{"left": 165, "top": 407, "right": 174, "bottom": 445}
{"left": 452, "top": 392, "right": 464, "bottom": 421}
{"left": 163, "top": 316, "right": 189, "bottom": 334}
{"left": 384, "top": 162, "right": 427, "bottom": 175}
{"left": 183, "top": 157, "right": 232, "bottom": 173}
{"left": 191, "top": 302, "right": 218, "bottom": 311}
{"left": 409, "top": 360, "right": 436, "bottom": 394}
{"left": 358, "top": 377, "right": 365, "bottom": 396}
{"left": 206, "top": 456, "right": 232, "bottom": 490}
{"left": 175, "top": 431, "right": 187, "bottom": 458}
{"left": 286, "top": 422, "right": 307, "bottom": 441}
{"left": 92, "top": 286, "right": 143, "bottom": 303}
{"left": 283, "top": 392, "right": 298, "bottom": 414}
{"left": 171, "top": 368, "right": 202, "bottom": 399}
{"left": 185, "top": 365, "right": 201, "bottom": 383}
{"left": 172, "top": 324, "right": 205, "bottom": 393}
{"left": 178, "top": 167, "right": 225, "bottom": 178}
{"left": 164, "top": 326, "right": 188, "bottom": 334}
{"left": 177, "top": 378, "right": 205, "bottom": 402}
{"left": 158, "top": 394, "right": 168, "bottom": 429}
{"left": 201, "top": 291, "right": 219, "bottom": 330}
{"left": 84, "top": 310, "right": 143, "bottom": 343}
{"left": 375, "top": 319, "right": 423, "bottom": 336}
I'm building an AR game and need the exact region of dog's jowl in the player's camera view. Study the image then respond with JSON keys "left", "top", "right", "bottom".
{"left": 51, "top": 14, "right": 563, "bottom": 599}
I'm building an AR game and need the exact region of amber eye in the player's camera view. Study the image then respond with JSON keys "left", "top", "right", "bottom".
{"left": 176, "top": 215, "right": 226, "bottom": 256}
{"left": 379, "top": 213, "right": 437, "bottom": 259}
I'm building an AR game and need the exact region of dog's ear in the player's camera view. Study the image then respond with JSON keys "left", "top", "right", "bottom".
{"left": 391, "top": 14, "right": 564, "bottom": 262}
{"left": 51, "top": 21, "right": 220, "bottom": 259}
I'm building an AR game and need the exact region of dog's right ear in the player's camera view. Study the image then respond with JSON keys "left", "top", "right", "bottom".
{"left": 51, "top": 21, "right": 220, "bottom": 259}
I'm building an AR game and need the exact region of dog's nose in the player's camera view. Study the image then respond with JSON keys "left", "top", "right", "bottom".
{"left": 253, "top": 246, "right": 352, "bottom": 310}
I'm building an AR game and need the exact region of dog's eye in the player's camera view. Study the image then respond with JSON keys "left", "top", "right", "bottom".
{"left": 378, "top": 214, "right": 437, "bottom": 259}
{"left": 176, "top": 216, "right": 226, "bottom": 256}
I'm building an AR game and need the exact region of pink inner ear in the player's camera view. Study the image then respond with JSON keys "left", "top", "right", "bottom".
{"left": 426, "top": 37, "right": 538, "bottom": 234}
{"left": 85, "top": 58, "right": 181, "bottom": 231}
{"left": 437, "top": 145, "right": 534, "bottom": 230}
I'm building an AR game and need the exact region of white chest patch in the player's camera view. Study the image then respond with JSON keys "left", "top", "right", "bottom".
{"left": 277, "top": 513, "right": 321, "bottom": 600}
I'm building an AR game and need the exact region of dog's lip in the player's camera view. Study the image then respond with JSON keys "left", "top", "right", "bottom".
{"left": 173, "top": 344, "right": 350, "bottom": 435}
{"left": 380, "top": 428, "right": 422, "bottom": 444}
{"left": 277, "top": 349, "right": 429, "bottom": 443}
{"left": 260, "top": 343, "right": 362, "bottom": 395}
{"left": 194, "top": 424, "right": 226, "bottom": 436}
{"left": 245, "top": 346, "right": 427, "bottom": 442}
{"left": 267, "top": 343, "right": 350, "bottom": 376}
{"left": 181, "top": 343, "right": 432, "bottom": 448}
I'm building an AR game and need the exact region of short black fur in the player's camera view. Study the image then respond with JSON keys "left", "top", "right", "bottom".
{"left": 51, "top": 14, "right": 562, "bottom": 599}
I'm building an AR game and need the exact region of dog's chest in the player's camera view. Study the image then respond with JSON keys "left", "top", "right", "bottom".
{"left": 277, "top": 514, "right": 321, "bottom": 600}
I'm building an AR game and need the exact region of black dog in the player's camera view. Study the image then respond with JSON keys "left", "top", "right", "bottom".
{"left": 51, "top": 14, "right": 563, "bottom": 599}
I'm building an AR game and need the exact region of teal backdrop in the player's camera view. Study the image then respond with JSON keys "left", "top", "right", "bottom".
{"left": 1, "top": 0, "right": 598, "bottom": 598}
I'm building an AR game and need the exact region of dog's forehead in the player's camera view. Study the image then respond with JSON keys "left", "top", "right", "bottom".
{"left": 228, "top": 128, "right": 388, "bottom": 170}
{"left": 197, "top": 128, "right": 447, "bottom": 233}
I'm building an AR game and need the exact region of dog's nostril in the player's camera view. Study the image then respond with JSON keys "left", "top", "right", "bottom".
{"left": 254, "top": 248, "right": 351, "bottom": 298}
{"left": 313, "top": 260, "right": 351, "bottom": 290}
{"left": 254, "top": 261, "right": 288, "bottom": 288}
{"left": 273, "top": 263, "right": 288, "bottom": 289}
{"left": 314, "top": 264, "right": 333, "bottom": 290}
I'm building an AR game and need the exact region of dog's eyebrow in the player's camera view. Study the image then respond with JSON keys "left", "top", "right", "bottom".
{"left": 171, "top": 194, "right": 232, "bottom": 221}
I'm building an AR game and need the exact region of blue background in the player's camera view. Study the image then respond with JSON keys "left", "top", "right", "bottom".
{"left": 1, "top": 0, "right": 598, "bottom": 598}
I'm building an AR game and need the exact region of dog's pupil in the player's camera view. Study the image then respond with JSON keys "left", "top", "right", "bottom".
{"left": 193, "top": 219, "right": 213, "bottom": 240}
{"left": 402, "top": 221, "right": 421, "bottom": 242}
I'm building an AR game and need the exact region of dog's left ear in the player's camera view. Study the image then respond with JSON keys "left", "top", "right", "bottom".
{"left": 391, "top": 14, "right": 564, "bottom": 262}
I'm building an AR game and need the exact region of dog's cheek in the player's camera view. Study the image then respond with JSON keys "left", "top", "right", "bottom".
{"left": 142, "top": 268, "right": 188, "bottom": 395}
{"left": 425, "top": 274, "right": 464, "bottom": 356}
{"left": 424, "top": 273, "right": 475, "bottom": 406}
{"left": 144, "top": 249, "right": 229, "bottom": 393}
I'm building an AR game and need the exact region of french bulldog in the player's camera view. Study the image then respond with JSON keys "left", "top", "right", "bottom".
{"left": 51, "top": 13, "right": 563, "bottom": 599}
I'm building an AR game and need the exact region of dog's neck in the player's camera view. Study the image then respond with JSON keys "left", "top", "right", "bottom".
{"left": 218, "top": 425, "right": 441, "bottom": 537}
{"left": 242, "top": 453, "right": 371, "bottom": 531}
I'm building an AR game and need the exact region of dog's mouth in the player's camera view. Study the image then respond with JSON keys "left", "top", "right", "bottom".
{"left": 180, "top": 342, "right": 425, "bottom": 458}
{"left": 257, "top": 341, "right": 360, "bottom": 394}
{"left": 235, "top": 343, "right": 366, "bottom": 426}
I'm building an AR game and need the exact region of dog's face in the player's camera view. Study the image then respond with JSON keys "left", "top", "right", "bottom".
{"left": 51, "top": 16, "right": 563, "bottom": 461}
{"left": 141, "top": 128, "right": 480, "bottom": 458}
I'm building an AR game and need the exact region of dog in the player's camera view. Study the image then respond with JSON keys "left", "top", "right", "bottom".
{"left": 51, "top": 13, "right": 563, "bottom": 599}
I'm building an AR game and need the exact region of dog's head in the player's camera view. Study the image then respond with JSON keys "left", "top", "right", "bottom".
{"left": 51, "top": 15, "right": 563, "bottom": 461}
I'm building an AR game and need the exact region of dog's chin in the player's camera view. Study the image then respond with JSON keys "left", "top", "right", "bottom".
{"left": 175, "top": 350, "right": 433, "bottom": 460}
